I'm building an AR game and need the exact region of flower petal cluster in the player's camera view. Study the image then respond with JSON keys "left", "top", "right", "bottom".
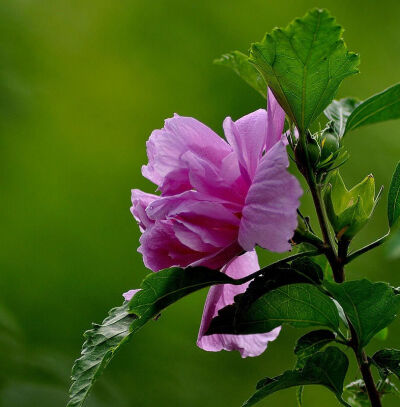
{"left": 126, "top": 90, "right": 302, "bottom": 357}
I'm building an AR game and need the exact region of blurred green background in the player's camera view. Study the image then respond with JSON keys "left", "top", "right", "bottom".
{"left": 1, "top": 0, "right": 399, "bottom": 406}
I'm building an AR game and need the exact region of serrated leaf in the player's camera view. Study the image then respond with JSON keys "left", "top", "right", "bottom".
{"left": 372, "top": 348, "right": 400, "bottom": 380}
{"left": 215, "top": 51, "right": 267, "bottom": 98}
{"left": 68, "top": 266, "right": 236, "bottom": 407}
{"left": 249, "top": 8, "right": 359, "bottom": 131}
{"left": 324, "top": 98, "right": 360, "bottom": 137}
{"left": 325, "top": 280, "right": 400, "bottom": 349}
{"left": 207, "top": 283, "right": 340, "bottom": 335}
{"left": 346, "top": 83, "right": 400, "bottom": 133}
{"left": 243, "top": 347, "right": 350, "bottom": 407}
{"left": 294, "top": 329, "right": 336, "bottom": 368}
{"left": 388, "top": 161, "right": 400, "bottom": 227}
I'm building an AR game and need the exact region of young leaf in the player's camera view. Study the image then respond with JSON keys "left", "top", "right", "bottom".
{"left": 294, "top": 329, "right": 336, "bottom": 368}
{"left": 325, "top": 280, "right": 400, "bottom": 348}
{"left": 324, "top": 98, "right": 360, "bottom": 137}
{"left": 346, "top": 83, "right": 400, "bottom": 134}
{"left": 214, "top": 51, "right": 267, "bottom": 98}
{"left": 388, "top": 161, "right": 400, "bottom": 227}
{"left": 207, "top": 283, "right": 340, "bottom": 335}
{"left": 249, "top": 8, "right": 359, "bottom": 132}
{"left": 243, "top": 347, "right": 350, "bottom": 407}
{"left": 68, "top": 266, "right": 237, "bottom": 407}
{"left": 372, "top": 348, "right": 400, "bottom": 379}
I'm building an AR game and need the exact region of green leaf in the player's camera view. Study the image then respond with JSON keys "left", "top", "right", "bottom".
{"left": 294, "top": 329, "right": 336, "bottom": 368}
{"left": 249, "top": 8, "right": 359, "bottom": 132}
{"left": 345, "top": 380, "right": 370, "bottom": 407}
{"left": 214, "top": 51, "right": 267, "bottom": 98}
{"left": 68, "top": 266, "right": 236, "bottom": 407}
{"left": 324, "top": 98, "right": 360, "bottom": 137}
{"left": 243, "top": 347, "right": 350, "bottom": 407}
{"left": 346, "top": 83, "right": 400, "bottom": 133}
{"left": 387, "top": 228, "right": 400, "bottom": 259}
{"left": 372, "top": 348, "right": 400, "bottom": 379}
{"left": 388, "top": 161, "right": 400, "bottom": 227}
{"left": 207, "top": 283, "right": 340, "bottom": 335}
{"left": 325, "top": 280, "right": 400, "bottom": 348}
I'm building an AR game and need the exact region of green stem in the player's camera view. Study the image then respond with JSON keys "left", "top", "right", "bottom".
{"left": 295, "top": 129, "right": 381, "bottom": 406}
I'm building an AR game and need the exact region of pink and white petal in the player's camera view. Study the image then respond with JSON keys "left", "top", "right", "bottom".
{"left": 142, "top": 114, "right": 231, "bottom": 192}
{"left": 238, "top": 141, "right": 302, "bottom": 253}
{"left": 265, "top": 89, "right": 286, "bottom": 152}
{"left": 197, "top": 251, "right": 281, "bottom": 357}
{"left": 131, "top": 189, "right": 159, "bottom": 232}
{"left": 139, "top": 221, "right": 205, "bottom": 272}
{"left": 123, "top": 289, "right": 141, "bottom": 302}
{"left": 223, "top": 109, "right": 268, "bottom": 182}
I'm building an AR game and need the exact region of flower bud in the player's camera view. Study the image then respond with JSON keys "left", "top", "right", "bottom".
{"left": 324, "top": 171, "right": 377, "bottom": 240}
{"left": 319, "top": 130, "right": 340, "bottom": 162}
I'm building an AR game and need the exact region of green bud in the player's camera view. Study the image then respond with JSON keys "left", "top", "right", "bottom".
{"left": 320, "top": 130, "right": 340, "bottom": 161}
{"left": 306, "top": 136, "right": 321, "bottom": 168}
{"left": 324, "top": 171, "right": 377, "bottom": 240}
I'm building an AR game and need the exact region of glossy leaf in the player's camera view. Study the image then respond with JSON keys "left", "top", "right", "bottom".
{"left": 243, "top": 347, "right": 350, "bottom": 407}
{"left": 388, "top": 161, "right": 400, "bottom": 227}
{"left": 324, "top": 98, "right": 360, "bottom": 137}
{"left": 215, "top": 51, "right": 267, "bottom": 98}
{"left": 325, "top": 280, "right": 400, "bottom": 348}
{"left": 346, "top": 83, "right": 400, "bottom": 133}
{"left": 249, "top": 8, "right": 359, "bottom": 131}
{"left": 294, "top": 329, "right": 336, "bottom": 368}
{"left": 372, "top": 348, "right": 400, "bottom": 379}
{"left": 68, "top": 266, "right": 237, "bottom": 407}
{"left": 207, "top": 283, "right": 340, "bottom": 335}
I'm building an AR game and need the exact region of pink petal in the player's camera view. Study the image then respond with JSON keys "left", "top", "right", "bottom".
{"left": 139, "top": 220, "right": 205, "bottom": 271}
{"left": 265, "top": 89, "right": 286, "bottom": 152}
{"left": 238, "top": 141, "right": 302, "bottom": 252}
{"left": 197, "top": 251, "right": 280, "bottom": 358}
{"left": 131, "top": 189, "right": 159, "bottom": 232}
{"left": 146, "top": 193, "right": 240, "bottom": 248}
{"left": 123, "top": 289, "right": 141, "bottom": 301}
{"left": 223, "top": 109, "right": 268, "bottom": 182}
{"left": 142, "top": 114, "right": 232, "bottom": 194}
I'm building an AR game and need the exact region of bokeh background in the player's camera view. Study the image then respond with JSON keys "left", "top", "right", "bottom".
{"left": 1, "top": 0, "right": 399, "bottom": 406}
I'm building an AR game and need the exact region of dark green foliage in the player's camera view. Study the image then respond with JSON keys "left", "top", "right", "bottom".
{"left": 325, "top": 280, "right": 400, "bottom": 348}
{"left": 243, "top": 347, "right": 350, "bottom": 406}
{"left": 294, "top": 329, "right": 336, "bottom": 368}
{"left": 214, "top": 51, "right": 267, "bottom": 98}
{"left": 249, "top": 8, "right": 359, "bottom": 131}
{"left": 68, "top": 266, "right": 237, "bottom": 407}
{"left": 388, "top": 161, "right": 400, "bottom": 227}
{"left": 372, "top": 348, "right": 400, "bottom": 379}
{"left": 346, "top": 83, "right": 400, "bottom": 133}
{"left": 324, "top": 98, "right": 360, "bottom": 138}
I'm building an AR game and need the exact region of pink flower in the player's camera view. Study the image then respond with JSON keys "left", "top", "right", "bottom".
{"left": 126, "top": 90, "right": 302, "bottom": 357}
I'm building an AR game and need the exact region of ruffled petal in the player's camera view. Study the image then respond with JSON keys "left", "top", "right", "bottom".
{"left": 238, "top": 141, "right": 302, "bottom": 252}
{"left": 139, "top": 220, "right": 205, "bottom": 271}
{"left": 142, "top": 114, "right": 232, "bottom": 194}
{"left": 265, "top": 89, "right": 286, "bottom": 152}
{"left": 130, "top": 189, "right": 159, "bottom": 232}
{"left": 223, "top": 109, "right": 267, "bottom": 183}
{"left": 197, "top": 251, "right": 280, "bottom": 358}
